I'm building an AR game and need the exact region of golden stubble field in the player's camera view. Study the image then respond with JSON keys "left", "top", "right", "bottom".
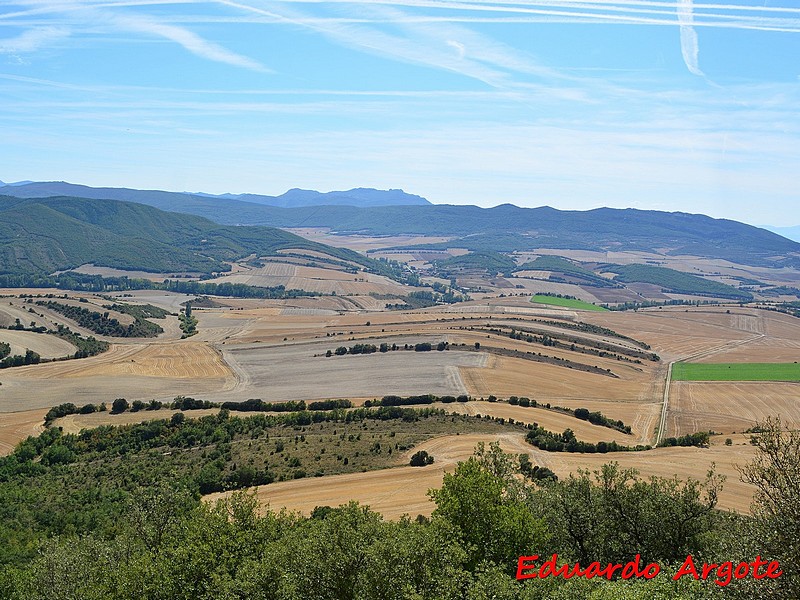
{"left": 1, "top": 290, "right": 797, "bottom": 519}
{"left": 206, "top": 431, "right": 758, "bottom": 518}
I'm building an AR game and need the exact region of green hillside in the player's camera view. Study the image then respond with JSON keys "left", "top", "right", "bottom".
{"left": 0, "top": 195, "right": 392, "bottom": 278}
{"left": 6, "top": 183, "right": 800, "bottom": 270}
{"left": 607, "top": 264, "right": 753, "bottom": 300}
{"left": 435, "top": 252, "right": 518, "bottom": 276}
{"left": 515, "top": 256, "right": 617, "bottom": 287}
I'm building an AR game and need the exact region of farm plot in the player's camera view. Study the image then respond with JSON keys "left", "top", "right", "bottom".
{"left": 63, "top": 264, "right": 201, "bottom": 281}
{"left": 535, "top": 439, "right": 759, "bottom": 514}
{"left": 0, "top": 408, "right": 48, "bottom": 456}
{"left": 283, "top": 229, "right": 451, "bottom": 252}
{"left": 530, "top": 295, "right": 608, "bottom": 311}
{"left": 106, "top": 290, "right": 197, "bottom": 311}
{"left": 673, "top": 362, "right": 800, "bottom": 381}
{"left": 437, "top": 401, "right": 636, "bottom": 444}
{"left": 667, "top": 381, "right": 800, "bottom": 436}
{"left": 206, "top": 429, "right": 758, "bottom": 518}
{"left": 581, "top": 309, "right": 763, "bottom": 360}
{"left": 218, "top": 338, "right": 488, "bottom": 403}
{"left": 0, "top": 342, "right": 234, "bottom": 412}
{"left": 206, "top": 262, "right": 413, "bottom": 296}
{"left": 459, "top": 354, "right": 650, "bottom": 405}
{"left": 0, "top": 329, "right": 76, "bottom": 359}
{"left": 204, "top": 432, "right": 532, "bottom": 519}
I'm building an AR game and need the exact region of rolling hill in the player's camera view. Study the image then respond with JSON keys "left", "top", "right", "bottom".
{"left": 3, "top": 181, "right": 799, "bottom": 270}
{"left": 0, "top": 195, "right": 394, "bottom": 278}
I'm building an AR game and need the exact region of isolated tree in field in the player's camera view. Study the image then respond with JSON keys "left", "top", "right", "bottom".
{"left": 409, "top": 450, "right": 434, "bottom": 466}
{"left": 111, "top": 397, "right": 129, "bottom": 414}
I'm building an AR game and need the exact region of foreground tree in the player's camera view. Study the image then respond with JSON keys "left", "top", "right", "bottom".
{"left": 429, "top": 442, "right": 549, "bottom": 573}
{"left": 738, "top": 417, "right": 800, "bottom": 596}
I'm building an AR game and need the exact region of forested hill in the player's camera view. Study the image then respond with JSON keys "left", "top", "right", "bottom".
{"left": 3, "top": 182, "right": 798, "bottom": 269}
{"left": 0, "top": 195, "right": 385, "bottom": 277}
{"left": 210, "top": 204, "right": 800, "bottom": 269}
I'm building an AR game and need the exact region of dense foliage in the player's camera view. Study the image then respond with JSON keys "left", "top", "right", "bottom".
{"left": 607, "top": 264, "right": 753, "bottom": 301}
{"left": 515, "top": 256, "right": 618, "bottom": 288}
{"left": 1, "top": 433, "right": 793, "bottom": 599}
{"left": 37, "top": 301, "right": 163, "bottom": 337}
{"left": 0, "top": 195, "right": 401, "bottom": 279}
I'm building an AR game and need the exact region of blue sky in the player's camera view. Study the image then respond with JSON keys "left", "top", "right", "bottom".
{"left": 1, "top": 1, "right": 798, "bottom": 227}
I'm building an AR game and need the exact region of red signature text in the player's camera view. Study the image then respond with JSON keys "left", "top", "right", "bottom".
{"left": 516, "top": 553, "right": 782, "bottom": 587}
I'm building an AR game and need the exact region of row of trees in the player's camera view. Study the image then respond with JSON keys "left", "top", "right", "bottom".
{"left": 36, "top": 301, "right": 163, "bottom": 337}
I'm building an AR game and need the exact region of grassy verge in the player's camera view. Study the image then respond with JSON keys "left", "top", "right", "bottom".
{"left": 672, "top": 362, "right": 800, "bottom": 381}
{"left": 530, "top": 294, "right": 608, "bottom": 311}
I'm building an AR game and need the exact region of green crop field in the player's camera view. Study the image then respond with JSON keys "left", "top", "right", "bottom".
{"left": 672, "top": 362, "right": 800, "bottom": 381}
{"left": 530, "top": 294, "right": 608, "bottom": 311}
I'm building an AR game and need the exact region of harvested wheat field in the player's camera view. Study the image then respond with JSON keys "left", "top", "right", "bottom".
{"left": 205, "top": 432, "right": 532, "bottom": 519}
{"left": 207, "top": 263, "right": 414, "bottom": 296}
{"left": 218, "top": 339, "right": 487, "bottom": 403}
{"left": 667, "top": 381, "right": 800, "bottom": 436}
{"left": 436, "top": 402, "right": 636, "bottom": 444}
{"left": 534, "top": 438, "right": 759, "bottom": 514}
{"left": 0, "top": 330, "right": 76, "bottom": 358}
{"left": 4, "top": 342, "right": 230, "bottom": 380}
{"left": 0, "top": 342, "right": 234, "bottom": 412}
{"left": 207, "top": 430, "right": 758, "bottom": 518}
{"left": 460, "top": 354, "right": 650, "bottom": 405}
{"left": 582, "top": 308, "right": 766, "bottom": 360}
{"left": 0, "top": 408, "right": 48, "bottom": 456}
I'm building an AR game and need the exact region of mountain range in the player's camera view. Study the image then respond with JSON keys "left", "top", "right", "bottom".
{"left": 1, "top": 180, "right": 799, "bottom": 272}
{"left": 0, "top": 181, "right": 429, "bottom": 210}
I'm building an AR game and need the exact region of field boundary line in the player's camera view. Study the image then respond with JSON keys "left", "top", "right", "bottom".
{"left": 654, "top": 333, "right": 764, "bottom": 445}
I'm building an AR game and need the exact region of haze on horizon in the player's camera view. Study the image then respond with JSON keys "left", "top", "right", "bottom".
{"left": 1, "top": 0, "right": 798, "bottom": 226}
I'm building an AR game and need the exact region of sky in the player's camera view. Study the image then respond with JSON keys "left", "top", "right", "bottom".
{"left": 1, "top": 0, "right": 799, "bottom": 227}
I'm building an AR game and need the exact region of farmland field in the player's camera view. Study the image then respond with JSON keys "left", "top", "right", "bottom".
{"left": 1, "top": 288, "right": 798, "bottom": 520}
{"left": 672, "top": 362, "right": 800, "bottom": 381}
{"left": 530, "top": 294, "right": 608, "bottom": 311}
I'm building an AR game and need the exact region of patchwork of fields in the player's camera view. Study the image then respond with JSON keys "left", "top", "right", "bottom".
{"left": 1, "top": 286, "right": 798, "bottom": 520}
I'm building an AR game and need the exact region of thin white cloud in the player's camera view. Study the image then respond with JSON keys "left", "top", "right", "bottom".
{"left": 677, "top": 0, "right": 704, "bottom": 76}
{"left": 105, "top": 11, "right": 271, "bottom": 72}
{"left": 0, "top": 26, "right": 69, "bottom": 54}
{"left": 0, "top": 0, "right": 269, "bottom": 72}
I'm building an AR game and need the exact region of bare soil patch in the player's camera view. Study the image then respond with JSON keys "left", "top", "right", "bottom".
{"left": 218, "top": 338, "right": 487, "bottom": 403}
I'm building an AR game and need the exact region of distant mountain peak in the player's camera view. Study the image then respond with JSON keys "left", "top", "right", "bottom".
{"left": 0, "top": 179, "right": 34, "bottom": 187}
{"left": 0, "top": 180, "right": 430, "bottom": 209}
